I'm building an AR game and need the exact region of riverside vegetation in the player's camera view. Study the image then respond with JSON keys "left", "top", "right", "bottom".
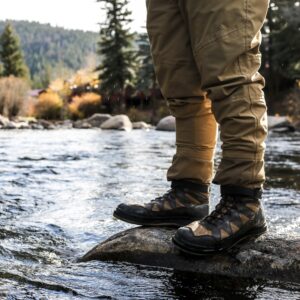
{"left": 0, "top": 0, "right": 299, "bottom": 125}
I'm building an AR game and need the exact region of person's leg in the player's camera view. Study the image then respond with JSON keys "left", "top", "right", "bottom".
{"left": 167, "top": 98, "right": 217, "bottom": 185}
{"left": 173, "top": 0, "right": 269, "bottom": 254}
{"left": 146, "top": 0, "right": 217, "bottom": 187}
{"left": 113, "top": 0, "right": 217, "bottom": 226}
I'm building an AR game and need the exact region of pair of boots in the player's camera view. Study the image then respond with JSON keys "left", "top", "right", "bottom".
{"left": 113, "top": 181, "right": 267, "bottom": 255}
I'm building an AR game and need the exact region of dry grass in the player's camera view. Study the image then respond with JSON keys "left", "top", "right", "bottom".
{"left": 0, "top": 76, "right": 29, "bottom": 117}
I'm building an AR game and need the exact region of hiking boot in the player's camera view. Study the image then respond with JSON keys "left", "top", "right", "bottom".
{"left": 173, "top": 185, "right": 267, "bottom": 255}
{"left": 113, "top": 180, "right": 210, "bottom": 227}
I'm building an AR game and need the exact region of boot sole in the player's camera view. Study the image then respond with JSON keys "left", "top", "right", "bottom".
{"left": 113, "top": 210, "right": 203, "bottom": 227}
{"left": 172, "top": 224, "right": 268, "bottom": 256}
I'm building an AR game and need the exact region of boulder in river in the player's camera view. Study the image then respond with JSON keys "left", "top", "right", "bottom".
{"left": 268, "top": 116, "right": 295, "bottom": 132}
{"left": 156, "top": 116, "right": 176, "bottom": 131}
{"left": 73, "top": 120, "right": 92, "bottom": 129}
{"left": 86, "top": 113, "right": 112, "bottom": 128}
{"left": 38, "top": 119, "right": 54, "bottom": 130}
{"left": 15, "top": 122, "right": 30, "bottom": 129}
{"left": 294, "top": 120, "right": 300, "bottom": 132}
{"left": 4, "top": 121, "right": 18, "bottom": 129}
{"left": 56, "top": 120, "right": 73, "bottom": 129}
{"left": 0, "top": 115, "right": 10, "bottom": 127}
{"left": 132, "top": 121, "right": 152, "bottom": 130}
{"left": 101, "top": 115, "right": 133, "bottom": 131}
{"left": 15, "top": 116, "right": 38, "bottom": 124}
{"left": 79, "top": 227, "right": 300, "bottom": 284}
{"left": 31, "top": 123, "right": 44, "bottom": 130}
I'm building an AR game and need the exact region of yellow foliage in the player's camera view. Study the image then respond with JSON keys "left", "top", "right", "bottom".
{"left": 34, "top": 92, "right": 63, "bottom": 120}
{"left": 69, "top": 69, "right": 100, "bottom": 88}
{"left": 68, "top": 92, "right": 102, "bottom": 119}
{"left": 49, "top": 78, "right": 65, "bottom": 93}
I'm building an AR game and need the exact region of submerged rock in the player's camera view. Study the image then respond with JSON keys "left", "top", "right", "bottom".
{"left": 101, "top": 115, "right": 132, "bottom": 131}
{"left": 79, "top": 227, "right": 300, "bottom": 284}
{"left": 156, "top": 116, "right": 175, "bottom": 131}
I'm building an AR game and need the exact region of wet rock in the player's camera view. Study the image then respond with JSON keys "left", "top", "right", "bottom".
{"left": 5, "top": 121, "right": 18, "bottom": 129}
{"left": 73, "top": 120, "right": 92, "bottom": 129}
{"left": 15, "top": 116, "right": 38, "bottom": 124}
{"left": 56, "top": 120, "right": 73, "bottom": 129}
{"left": 272, "top": 127, "right": 296, "bottom": 134}
{"left": 0, "top": 115, "right": 10, "bottom": 127}
{"left": 16, "top": 122, "right": 30, "bottom": 129}
{"left": 294, "top": 120, "right": 300, "bottom": 132}
{"left": 38, "top": 119, "right": 53, "bottom": 129}
{"left": 79, "top": 227, "right": 300, "bottom": 284}
{"left": 268, "top": 116, "right": 295, "bottom": 132}
{"left": 132, "top": 121, "right": 152, "bottom": 130}
{"left": 31, "top": 124, "right": 44, "bottom": 130}
{"left": 156, "top": 116, "right": 175, "bottom": 131}
{"left": 86, "top": 113, "right": 112, "bottom": 127}
{"left": 47, "top": 124, "right": 57, "bottom": 130}
{"left": 101, "top": 115, "right": 132, "bottom": 131}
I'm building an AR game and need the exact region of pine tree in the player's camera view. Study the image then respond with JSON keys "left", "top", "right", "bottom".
{"left": 261, "top": 0, "right": 300, "bottom": 98}
{"left": 136, "top": 32, "right": 156, "bottom": 92}
{"left": 0, "top": 23, "right": 29, "bottom": 78}
{"left": 96, "top": 0, "right": 136, "bottom": 96}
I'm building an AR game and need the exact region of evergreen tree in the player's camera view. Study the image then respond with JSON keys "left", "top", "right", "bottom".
{"left": 270, "top": 0, "right": 300, "bottom": 80}
{"left": 261, "top": 0, "right": 300, "bottom": 97}
{"left": 0, "top": 23, "right": 29, "bottom": 78}
{"left": 96, "top": 0, "right": 137, "bottom": 95}
{"left": 136, "top": 32, "right": 156, "bottom": 92}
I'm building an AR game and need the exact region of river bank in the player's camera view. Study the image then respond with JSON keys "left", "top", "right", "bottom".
{"left": 0, "top": 113, "right": 299, "bottom": 132}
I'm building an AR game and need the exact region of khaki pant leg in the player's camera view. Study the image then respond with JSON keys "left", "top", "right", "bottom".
{"left": 180, "top": 0, "right": 269, "bottom": 188}
{"left": 167, "top": 98, "right": 217, "bottom": 185}
{"left": 146, "top": 0, "right": 218, "bottom": 185}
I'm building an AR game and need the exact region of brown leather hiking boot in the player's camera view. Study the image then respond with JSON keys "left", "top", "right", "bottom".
{"left": 173, "top": 185, "right": 267, "bottom": 255}
{"left": 113, "top": 180, "right": 210, "bottom": 227}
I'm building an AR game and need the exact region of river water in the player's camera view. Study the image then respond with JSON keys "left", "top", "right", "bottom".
{"left": 0, "top": 129, "right": 299, "bottom": 299}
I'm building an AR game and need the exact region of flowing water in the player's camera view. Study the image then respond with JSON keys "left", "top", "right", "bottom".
{"left": 0, "top": 129, "right": 299, "bottom": 299}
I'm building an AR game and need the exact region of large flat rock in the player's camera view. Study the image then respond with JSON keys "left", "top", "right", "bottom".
{"left": 79, "top": 227, "right": 300, "bottom": 284}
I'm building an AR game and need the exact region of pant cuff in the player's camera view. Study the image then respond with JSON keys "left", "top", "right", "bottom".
{"left": 171, "top": 180, "right": 210, "bottom": 193}
{"left": 221, "top": 185, "right": 263, "bottom": 199}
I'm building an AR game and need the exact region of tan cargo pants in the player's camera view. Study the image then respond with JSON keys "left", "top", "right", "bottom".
{"left": 146, "top": 0, "right": 269, "bottom": 189}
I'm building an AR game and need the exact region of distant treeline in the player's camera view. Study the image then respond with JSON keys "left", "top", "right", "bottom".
{"left": 0, "top": 20, "right": 99, "bottom": 88}
{"left": 0, "top": 0, "right": 299, "bottom": 119}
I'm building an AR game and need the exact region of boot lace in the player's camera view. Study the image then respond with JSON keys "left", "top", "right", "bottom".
{"left": 149, "top": 188, "right": 175, "bottom": 205}
{"left": 204, "top": 195, "right": 236, "bottom": 225}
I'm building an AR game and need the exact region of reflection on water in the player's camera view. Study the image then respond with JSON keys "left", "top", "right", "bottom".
{"left": 0, "top": 129, "right": 299, "bottom": 299}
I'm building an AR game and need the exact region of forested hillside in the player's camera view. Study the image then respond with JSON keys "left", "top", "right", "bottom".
{"left": 0, "top": 20, "right": 99, "bottom": 87}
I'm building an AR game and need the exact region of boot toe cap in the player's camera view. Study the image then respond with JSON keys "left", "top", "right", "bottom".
{"left": 174, "top": 226, "right": 217, "bottom": 251}
{"left": 115, "top": 203, "right": 147, "bottom": 216}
